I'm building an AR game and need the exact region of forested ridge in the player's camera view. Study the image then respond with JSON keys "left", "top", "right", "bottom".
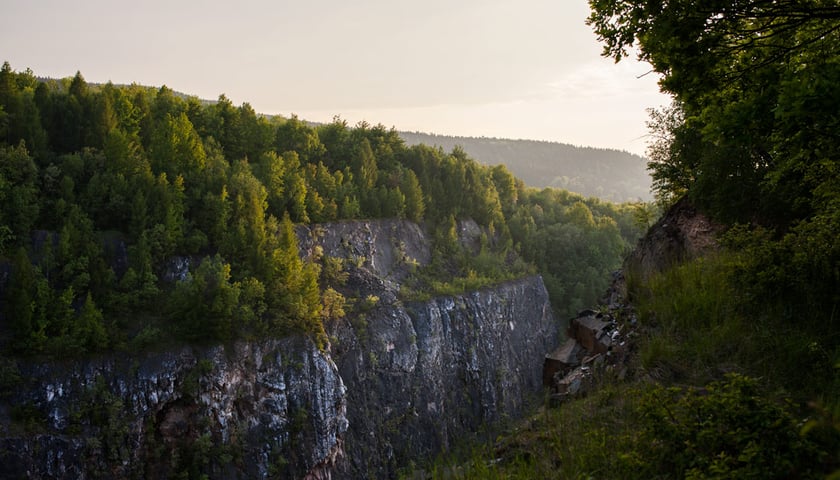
{"left": 0, "top": 62, "right": 644, "bottom": 358}
{"left": 399, "top": 131, "right": 651, "bottom": 202}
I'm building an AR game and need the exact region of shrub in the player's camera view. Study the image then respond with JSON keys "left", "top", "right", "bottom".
{"left": 621, "top": 374, "right": 825, "bottom": 479}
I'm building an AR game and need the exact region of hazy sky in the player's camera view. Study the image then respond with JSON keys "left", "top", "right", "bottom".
{"left": 1, "top": 0, "right": 668, "bottom": 155}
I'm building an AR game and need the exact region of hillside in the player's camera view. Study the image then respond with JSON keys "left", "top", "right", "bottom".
{"left": 415, "top": 198, "right": 840, "bottom": 479}
{"left": 399, "top": 131, "right": 652, "bottom": 202}
{"left": 410, "top": 1, "right": 840, "bottom": 477}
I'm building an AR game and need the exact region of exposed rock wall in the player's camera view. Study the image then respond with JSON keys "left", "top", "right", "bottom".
{"left": 1, "top": 219, "right": 559, "bottom": 479}
{"left": 625, "top": 197, "right": 723, "bottom": 280}
{"left": 0, "top": 337, "right": 347, "bottom": 479}
{"left": 299, "top": 219, "right": 559, "bottom": 478}
{"left": 329, "top": 277, "right": 557, "bottom": 479}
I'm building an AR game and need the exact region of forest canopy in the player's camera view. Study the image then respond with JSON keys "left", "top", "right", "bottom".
{"left": 0, "top": 63, "right": 645, "bottom": 356}
{"left": 399, "top": 131, "right": 652, "bottom": 202}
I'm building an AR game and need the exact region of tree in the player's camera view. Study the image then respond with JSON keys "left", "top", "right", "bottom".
{"left": 0, "top": 143, "right": 39, "bottom": 251}
{"left": 275, "top": 114, "right": 325, "bottom": 162}
{"left": 254, "top": 151, "right": 286, "bottom": 217}
{"left": 221, "top": 159, "right": 268, "bottom": 273}
{"left": 589, "top": 0, "right": 840, "bottom": 223}
{"left": 6, "top": 248, "right": 37, "bottom": 348}
{"left": 170, "top": 255, "right": 241, "bottom": 341}
{"left": 72, "top": 293, "right": 109, "bottom": 352}
{"left": 146, "top": 173, "right": 187, "bottom": 261}
{"left": 279, "top": 152, "right": 309, "bottom": 223}
{"left": 149, "top": 112, "right": 207, "bottom": 181}
{"left": 0, "top": 63, "right": 47, "bottom": 155}
{"left": 353, "top": 138, "right": 378, "bottom": 191}
{"left": 587, "top": 0, "right": 840, "bottom": 97}
{"left": 644, "top": 103, "right": 697, "bottom": 205}
{"left": 490, "top": 164, "right": 519, "bottom": 211}
{"left": 239, "top": 102, "right": 275, "bottom": 161}
{"left": 401, "top": 169, "right": 425, "bottom": 222}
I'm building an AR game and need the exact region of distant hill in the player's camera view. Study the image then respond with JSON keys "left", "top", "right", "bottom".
{"left": 399, "top": 131, "right": 652, "bottom": 202}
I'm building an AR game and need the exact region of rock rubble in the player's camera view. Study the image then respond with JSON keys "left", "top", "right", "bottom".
{"left": 543, "top": 271, "right": 637, "bottom": 405}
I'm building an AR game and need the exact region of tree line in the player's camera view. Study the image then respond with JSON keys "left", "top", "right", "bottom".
{"left": 399, "top": 131, "right": 652, "bottom": 202}
{"left": 0, "top": 62, "right": 644, "bottom": 356}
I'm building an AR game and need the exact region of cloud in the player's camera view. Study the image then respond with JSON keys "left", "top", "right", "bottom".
{"left": 542, "top": 58, "right": 661, "bottom": 100}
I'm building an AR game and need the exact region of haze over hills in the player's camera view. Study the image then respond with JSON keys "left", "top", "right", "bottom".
{"left": 400, "top": 131, "right": 653, "bottom": 202}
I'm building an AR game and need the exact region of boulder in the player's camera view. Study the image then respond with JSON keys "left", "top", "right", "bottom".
{"left": 543, "top": 338, "right": 585, "bottom": 387}
{"left": 568, "top": 314, "right": 612, "bottom": 354}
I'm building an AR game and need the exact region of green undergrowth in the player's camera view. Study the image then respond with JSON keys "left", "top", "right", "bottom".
{"left": 409, "top": 251, "right": 840, "bottom": 479}
{"left": 631, "top": 252, "right": 840, "bottom": 400}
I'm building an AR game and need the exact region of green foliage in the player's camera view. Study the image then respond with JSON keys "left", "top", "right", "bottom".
{"left": 320, "top": 255, "right": 348, "bottom": 288}
{"left": 320, "top": 287, "right": 346, "bottom": 322}
{"left": 631, "top": 252, "right": 840, "bottom": 398}
{"left": 0, "top": 142, "right": 39, "bottom": 252}
{"left": 508, "top": 188, "right": 639, "bottom": 317}
{"left": 400, "top": 131, "right": 650, "bottom": 202}
{"left": 721, "top": 215, "right": 840, "bottom": 315}
{"left": 10, "top": 401, "right": 46, "bottom": 433}
{"left": 77, "top": 375, "right": 131, "bottom": 465}
{"left": 72, "top": 293, "right": 109, "bottom": 352}
{"left": 169, "top": 255, "right": 241, "bottom": 342}
{"left": 624, "top": 375, "right": 824, "bottom": 479}
{"left": 590, "top": 0, "right": 840, "bottom": 227}
{"left": 0, "top": 62, "right": 640, "bottom": 358}
{"left": 420, "top": 374, "right": 832, "bottom": 479}
{"left": 0, "top": 358, "right": 21, "bottom": 399}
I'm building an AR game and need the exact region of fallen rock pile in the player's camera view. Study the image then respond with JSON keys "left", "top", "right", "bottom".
{"left": 543, "top": 272, "right": 637, "bottom": 405}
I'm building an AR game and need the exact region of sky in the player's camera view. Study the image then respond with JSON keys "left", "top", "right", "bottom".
{"left": 1, "top": 0, "right": 669, "bottom": 156}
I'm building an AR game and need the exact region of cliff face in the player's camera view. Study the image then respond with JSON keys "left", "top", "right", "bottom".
{"left": 330, "top": 278, "right": 556, "bottom": 478}
{"left": 1, "top": 219, "right": 558, "bottom": 479}
{"left": 0, "top": 337, "right": 347, "bottom": 480}
{"left": 299, "top": 219, "right": 559, "bottom": 478}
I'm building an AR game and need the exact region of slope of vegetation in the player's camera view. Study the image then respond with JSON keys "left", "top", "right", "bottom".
{"left": 400, "top": 131, "right": 651, "bottom": 202}
{"left": 418, "top": 250, "right": 839, "bottom": 479}
{"left": 409, "top": 0, "right": 840, "bottom": 477}
{"left": 0, "top": 62, "right": 646, "bottom": 359}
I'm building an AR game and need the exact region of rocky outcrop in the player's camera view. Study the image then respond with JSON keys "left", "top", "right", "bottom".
{"left": 299, "top": 219, "right": 560, "bottom": 479}
{"left": 297, "top": 219, "right": 431, "bottom": 287}
{"left": 0, "top": 337, "right": 347, "bottom": 479}
{"left": 625, "top": 197, "right": 723, "bottom": 280}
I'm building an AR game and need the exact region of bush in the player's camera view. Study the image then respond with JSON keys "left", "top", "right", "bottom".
{"left": 622, "top": 374, "right": 825, "bottom": 479}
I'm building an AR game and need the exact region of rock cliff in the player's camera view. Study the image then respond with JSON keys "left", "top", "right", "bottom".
{"left": 299, "top": 219, "right": 559, "bottom": 478}
{"left": 0, "top": 337, "right": 347, "bottom": 479}
{"left": 1, "top": 219, "right": 559, "bottom": 479}
{"left": 328, "top": 277, "right": 556, "bottom": 478}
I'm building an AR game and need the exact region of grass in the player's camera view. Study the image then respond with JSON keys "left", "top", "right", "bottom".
{"left": 631, "top": 252, "right": 840, "bottom": 399}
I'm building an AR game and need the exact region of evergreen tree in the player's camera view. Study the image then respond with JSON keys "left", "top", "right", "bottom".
{"left": 401, "top": 169, "right": 425, "bottom": 222}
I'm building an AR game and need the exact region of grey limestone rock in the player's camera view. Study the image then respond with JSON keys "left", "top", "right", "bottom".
{"left": 0, "top": 337, "right": 347, "bottom": 480}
